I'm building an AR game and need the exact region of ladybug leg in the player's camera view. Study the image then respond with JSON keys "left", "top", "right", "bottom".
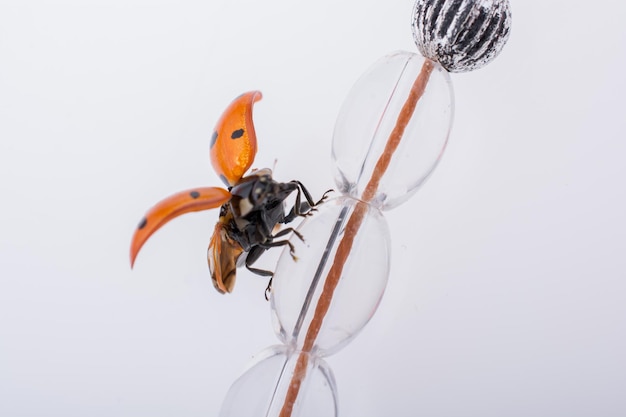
{"left": 245, "top": 270, "right": 273, "bottom": 301}
{"left": 244, "top": 247, "right": 274, "bottom": 299}
{"left": 258, "top": 239, "right": 299, "bottom": 299}
{"left": 245, "top": 238, "right": 299, "bottom": 272}
{"left": 283, "top": 201, "right": 312, "bottom": 224}
{"left": 272, "top": 226, "right": 304, "bottom": 242}
{"left": 244, "top": 246, "right": 279, "bottom": 301}
{"left": 284, "top": 182, "right": 333, "bottom": 221}
{"left": 245, "top": 245, "right": 269, "bottom": 271}
{"left": 265, "top": 280, "right": 273, "bottom": 301}
{"left": 292, "top": 181, "right": 314, "bottom": 216}
{"left": 245, "top": 228, "right": 309, "bottom": 300}
{"left": 293, "top": 181, "right": 333, "bottom": 208}
{"left": 245, "top": 263, "right": 273, "bottom": 277}
{"left": 258, "top": 239, "right": 297, "bottom": 259}
{"left": 318, "top": 189, "right": 333, "bottom": 203}
{"left": 245, "top": 264, "right": 273, "bottom": 277}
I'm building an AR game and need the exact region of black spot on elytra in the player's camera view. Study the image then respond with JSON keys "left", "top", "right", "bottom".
{"left": 210, "top": 131, "right": 218, "bottom": 148}
{"left": 138, "top": 217, "right": 147, "bottom": 230}
{"left": 219, "top": 174, "right": 229, "bottom": 186}
{"left": 190, "top": 191, "right": 200, "bottom": 199}
{"left": 231, "top": 129, "right": 244, "bottom": 139}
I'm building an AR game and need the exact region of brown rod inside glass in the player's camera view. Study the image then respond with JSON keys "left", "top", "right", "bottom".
{"left": 279, "top": 59, "right": 435, "bottom": 417}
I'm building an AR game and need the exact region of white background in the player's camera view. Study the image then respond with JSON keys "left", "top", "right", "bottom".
{"left": 1, "top": 1, "right": 625, "bottom": 416}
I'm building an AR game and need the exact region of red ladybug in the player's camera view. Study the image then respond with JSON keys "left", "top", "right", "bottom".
{"left": 130, "top": 91, "right": 329, "bottom": 298}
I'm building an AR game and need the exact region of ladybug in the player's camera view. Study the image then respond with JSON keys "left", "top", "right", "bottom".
{"left": 130, "top": 91, "right": 330, "bottom": 299}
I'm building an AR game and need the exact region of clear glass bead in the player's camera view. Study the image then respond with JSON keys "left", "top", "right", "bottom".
{"left": 271, "top": 196, "right": 390, "bottom": 356}
{"left": 332, "top": 51, "right": 454, "bottom": 210}
{"left": 220, "top": 345, "right": 337, "bottom": 417}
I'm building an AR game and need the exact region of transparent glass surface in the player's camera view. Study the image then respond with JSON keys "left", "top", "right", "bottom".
{"left": 332, "top": 50, "right": 454, "bottom": 210}
{"left": 271, "top": 196, "right": 390, "bottom": 356}
{"left": 222, "top": 51, "right": 454, "bottom": 417}
{"left": 220, "top": 345, "right": 337, "bottom": 417}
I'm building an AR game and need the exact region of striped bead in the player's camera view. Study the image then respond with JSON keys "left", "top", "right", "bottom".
{"left": 412, "top": 0, "right": 512, "bottom": 72}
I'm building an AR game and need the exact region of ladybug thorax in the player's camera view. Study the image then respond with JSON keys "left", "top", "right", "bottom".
{"left": 222, "top": 172, "right": 297, "bottom": 251}
{"left": 229, "top": 173, "right": 277, "bottom": 218}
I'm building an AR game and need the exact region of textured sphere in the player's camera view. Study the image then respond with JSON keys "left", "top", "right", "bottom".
{"left": 412, "top": 0, "right": 512, "bottom": 72}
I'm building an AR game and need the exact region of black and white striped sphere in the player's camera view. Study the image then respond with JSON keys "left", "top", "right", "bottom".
{"left": 412, "top": 0, "right": 511, "bottom": 72}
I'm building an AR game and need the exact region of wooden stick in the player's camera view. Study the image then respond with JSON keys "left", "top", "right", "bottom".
{"left": 278, "top": 59, "right": 435, "bottom": 417}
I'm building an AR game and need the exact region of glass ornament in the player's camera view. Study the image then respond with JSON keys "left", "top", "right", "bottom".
{"left": 271, "top": 196, "right": 390, "bottom": 356}
{"left": 217, "top": 3, "right": 512, "bottom": 414}
{"left": 220, "top": 50, "right": 454, "bottom": 417}
{"left": 220, "top": 345, "right": 337, "bottom": 417}
{"left": 332, "top": 51, "right": 454, "bottom": 210}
